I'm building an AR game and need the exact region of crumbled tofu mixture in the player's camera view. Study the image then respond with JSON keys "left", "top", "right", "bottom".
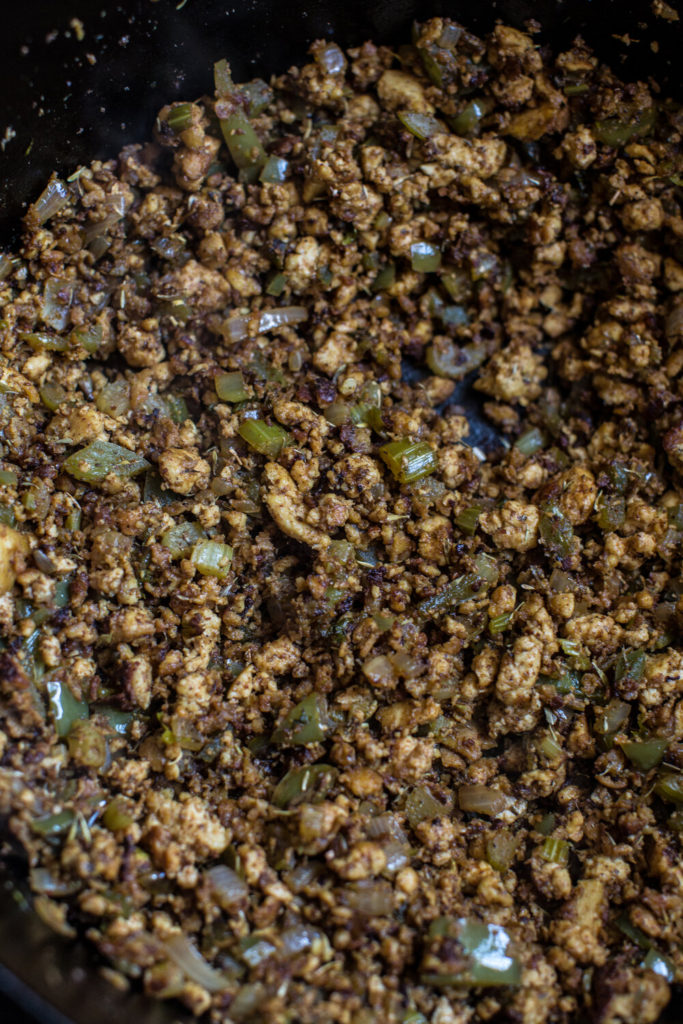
{"left": 0, "top": 17, "right": 682, "bottom": 1024}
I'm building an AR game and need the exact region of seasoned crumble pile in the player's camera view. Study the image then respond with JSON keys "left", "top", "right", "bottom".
{"left": 0, "top": 17, "right": 682, "bottom": 1024}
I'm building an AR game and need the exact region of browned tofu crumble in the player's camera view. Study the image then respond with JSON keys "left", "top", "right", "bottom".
{"left": 0, "top": 17, "right": 682, "bottom": 1024}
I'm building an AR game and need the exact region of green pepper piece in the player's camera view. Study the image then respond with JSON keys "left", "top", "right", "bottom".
{"left": 64, "top": 440, "right": 149, "bottom": 484}
{"left": 271, "top": 764, "right": 337, "bottom": 808}
{"left": 30, "top": 809, "right": 76, "bottom": 838}
{"left": 643, "top": 948, "right": 675, "bottom": 982}
{"left": 654, "top": 772, "right": 683, "bottom": 804}
{"left": 397, "top": 111, "right": 442, "bottom": 140}
{"left": 161, "top": 520, "right": 205, "bottom": 558}
{"left": 614, "top": 649, "right": 646, "bottom": 695}
{"left": 70, "top": 323, "right": 103, "bottom": 354}
{"left": 415, "top": 568, "right": 490, "bottom": 621}
{"left": 46, "top": 678, "right": 89, "bottom": 738}
{"left": 272, "top": 693, "right": 328, "bottom": 746}
{"left": 620, "top": 738, "right": 668, "bottom": 771}
{"left": 260, "top": 156, "right": 289, "bottom": 183}
{"left": 422, "top": 918, "right": 521, "bottom": 988}
{"left": 596, "top": 494, "right": 625, "bottom": 530}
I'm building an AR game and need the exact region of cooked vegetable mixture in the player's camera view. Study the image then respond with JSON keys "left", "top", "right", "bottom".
{"left": 0, "top": 16, "right": 682, "bottom": 1024}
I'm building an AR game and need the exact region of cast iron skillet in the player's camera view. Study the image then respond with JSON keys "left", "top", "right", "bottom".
{"left": 0, "top": 1, "right": 681, "bottom": 1021}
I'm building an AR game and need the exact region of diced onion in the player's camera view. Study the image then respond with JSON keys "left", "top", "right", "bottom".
{"left": 163, "top": 933, "right": 230, "bottom": 992}
{"left": 344, "top": 879, "right": 394, "bottom": 916}
{"left": 315, "top": 42, "right": 346, "bottom": 75}
{"left": 221, "top": 305, "right": 307, "bottom": 342}
{"left": 458, "top": 785, "right": 507, "bottom": 815}
{"left": 206, "top": 864, "right": 248, "bottom": 907}
{"left": 30, "top": 178, "right": 70, "bottom": 226}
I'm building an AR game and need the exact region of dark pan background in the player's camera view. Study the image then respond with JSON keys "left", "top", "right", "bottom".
{"left": 0, "top": 1, "right": 681, "bottom": 1021}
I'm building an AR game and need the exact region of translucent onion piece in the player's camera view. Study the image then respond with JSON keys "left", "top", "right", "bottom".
{"left": 315, "top": 42, "right": 346, "bottom": 74}
{"left": 221, "top": 305, "right": 307, "bottom": 342}
{"left": 458, "top": 785, "right": 507, "bottom": 816}
{"left": 164, "top": 934, "right": 229, "bottom": 992}
{"left": 29, "top": 178, "right": 69, "bottom": 226}
{"left": 206, "top": 864, "right": 248, "bottom": 907}
{"left": 344, "top": 879, "right": 394, "bottom": 916}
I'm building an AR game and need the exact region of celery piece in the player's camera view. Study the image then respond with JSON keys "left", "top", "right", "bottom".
{"left": 53, "top": 579, "right": 71, "bottom": 608}
{"left": 161, "top": 520, "right": 205, "bottom": 558}
{"left": 540, "top": 837, "right": 570, "bottom": 864}
{"left": 64, "top": 440, "right": 149, "bottom": 484}
{"left": 238, "top": 419, "right": 289, "bottom": 458}
{"left": 46, "top": 678, "right": 88, "bottom": 738}
{"left": 219, "top": 111, "right": 266, "bottom": 171}
{"left": 379, "top": 439, "right": 437, "bottom": 484}
{"left": 165, "top": 102, "right": 194, "bottom": 134}
{"left": 215, "top": 371, "right": 249, "bottom": 403}
{"left": 0, "top": 469, "right": 18, "bottom": 486}
{"left": 20, "top": 332, "right": 68, "bottom": 352}
{"left": 455, "top": 506, "right": 483, "bottom": 536}
{"left": 485, "top": 830, "right": 519, "bottom": 872}
{"left": 514, "top": 428, "right": 545, "bottom": 456}
{"left": 410, "top": 242, "right": 441, "bottom": 272}
{"left": 489, "top": 612, "right": 512, "bottom": 636}
{"left": 191, "top": 539, "right": 233, "bottom": 579}
{"left": 265, "top": 272, "right": 287, "bottom": 297}
{"left": 165, "top": 394, "right": 189, "bottom": 424}
{"left": 95, "top": 707, "right": 135, "bottom": 736}
{"left": 271, "top": 764, "right": 337, "bottom": 808}
{"left": 240, "top": 78, "right": 274, "bottom": 116}
{"left": 0, "top": 505, "right": 16, "bottom": 527}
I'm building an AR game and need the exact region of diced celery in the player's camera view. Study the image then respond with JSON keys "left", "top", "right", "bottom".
{"left": 379, "top": 439, "right": 437, "bottom": 484}
{"left": 238, "top": 419, "right": 289, "bottom": 458}
{"left": 215, "top": 371, "right": 249, "bottom": 403}
{"left": 190, "top": 539, "right": 233, "bottom": 579}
